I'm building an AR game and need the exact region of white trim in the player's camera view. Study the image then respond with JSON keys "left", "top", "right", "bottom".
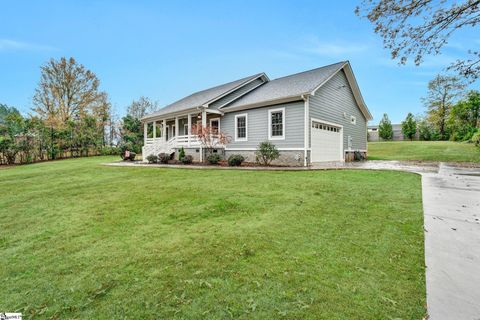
{"left": 303, "top": 95, "right": 309, "bottom": 166}
{"left": 203, "top": 73, "right": 269, "bottom": 107}
{"left": 222, "top": 95, "right": 302, "bottom": 113}
{"left": 234, "top": 113, "right": 248, "bottom": 142}
{"left": 209, "top": 117, "right": 220, "bottom": 132}
{"left": 217, "top": 79, "right": 267, "bottom": 109}
{"left": 310, "top": 117, "right": 344, "bottom": 162}
{"left": 225, "top": 147, "right": 305, "bottom": 151}
{"left": 268, "top": 107, "right": 285, "bottom": 140}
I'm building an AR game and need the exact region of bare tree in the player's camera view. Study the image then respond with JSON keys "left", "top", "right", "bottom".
{"left": 422, "top": 75, "right": 465, "bottom": 139}
{"left": 191, "top": 124, "right": 230, "bottom": 157}
{"left": 356, "top": 0, "right": 480, "bottom": 81}
{"left": 32, "top": 57, "right": 105, "bottom": 127}
{"left": 126, "top": 96, "right": 159, "bottom": 119}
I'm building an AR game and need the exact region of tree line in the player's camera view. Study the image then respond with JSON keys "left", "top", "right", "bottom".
{"left": 0, "top": 57, "right": 156, "bottom": 165}
{"left": 377, "top": 75, "right": 480, "bottom": 145}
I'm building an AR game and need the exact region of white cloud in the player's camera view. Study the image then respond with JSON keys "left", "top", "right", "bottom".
{"left": 0, "top": 39, "right": 57, "bottom": 52}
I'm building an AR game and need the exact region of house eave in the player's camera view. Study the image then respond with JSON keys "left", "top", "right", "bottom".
{"left": 222, "top": 95, "right": 306, "bottom": 113}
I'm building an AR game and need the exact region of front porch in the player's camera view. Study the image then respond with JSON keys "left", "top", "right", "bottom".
{"left": 141, "top": 108, "right": 223, "bottom": 161}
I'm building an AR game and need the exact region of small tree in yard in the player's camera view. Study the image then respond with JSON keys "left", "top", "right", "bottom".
{"left": 192, "top": 124, "right": 230, "bottom": 160}
{"left": 378, "top": 113, "right": 393, "bottom": 140}
{"left": 402, "top": 113, "right": 417, "bottom": 141}
{"left": 255, "top": 141, "right": 280, "bottom": 166}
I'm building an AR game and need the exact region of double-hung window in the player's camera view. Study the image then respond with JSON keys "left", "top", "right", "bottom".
{"left": 269, "top": 108, "right": 285, "bottom": 140}
{"left": 235, "top": 114, "right": 247, "bottom": 141}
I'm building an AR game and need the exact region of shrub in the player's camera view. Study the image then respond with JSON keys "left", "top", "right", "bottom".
{"left": 158, "top": 153, "right": 170, "bottom": 164}
{"left": 146, "top": 154, "right": 158, "bottom": 164}
{"left": 181, "top": 155, "right": 193, "bottom": 164}
{"left": 128, "top": 152, "right": 136, "bottom": 161}
{"left": 471, "top": 130, "right": 480, "bottom": 147}
{"left": 119, "top": 142, "right": 133, "bottom": 159}
{"left": 228, "top": 154, "right": 245, "bottom": 166}
{"left": 178, "top": 147, "right": 185, "bottom": 160}
{"left": 255, "top": 141, "right": 280, "bottom": 166}
{"left": 206, "top": 153, "right": 222, "bottom": 165}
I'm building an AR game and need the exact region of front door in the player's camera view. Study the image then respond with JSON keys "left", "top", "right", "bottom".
{"left": 210, "top": 118, "right": 220, "bottom": 134}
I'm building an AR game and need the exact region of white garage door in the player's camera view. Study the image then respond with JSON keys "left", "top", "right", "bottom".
{"left": 311, "top": 121, "right": 343, "bottom": 162}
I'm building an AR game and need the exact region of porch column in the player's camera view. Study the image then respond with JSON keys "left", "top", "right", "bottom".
{"left": 162, "top": 119, "right": 167, "bottom": 141}
{"left": 201, "top": 109, "right": 207, "bottom": 127}
{"left": 175, "top": 116, "right": 179, "bottom": 137}
{"left": 187, "top": 113, "right": 192, "bottom": 147}
{"left": 201, "top": 109, "right": 207, "bottom": 162}
{"left": 144, "top": 122, "right": 148, "bottom": 144}
{"left": 153, "top": 121, "right": 156, "bottom": 139}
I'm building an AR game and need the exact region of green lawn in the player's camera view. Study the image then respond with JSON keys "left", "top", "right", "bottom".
{"left": 0, "top": 157, "right": 426, "bottom": 319}
{"left": 368, "top": 141, "right": 480, "bottom": 162}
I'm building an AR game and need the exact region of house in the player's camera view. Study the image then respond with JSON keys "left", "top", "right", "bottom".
{"left": 141, "top": 61, "right": 372, "bottom": 166}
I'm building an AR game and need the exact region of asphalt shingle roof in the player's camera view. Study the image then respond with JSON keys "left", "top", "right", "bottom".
{"left": 224, "top": 61, "right": 346, "bottom": 109}
{"left": 142, "top": 73, "right": 263, "bottom": 119}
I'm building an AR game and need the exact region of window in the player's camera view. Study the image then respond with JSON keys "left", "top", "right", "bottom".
{"left": 350, "top": 115, "right": 356, "bottom": 125}
{"left": 235, "top": 114, "right": 248, "bottom": 141}
{"left": 269, "top": 108, "right": 285, "bottom": 140}
{"left": 184, "top": 124, "right": 189, "bottom": 135}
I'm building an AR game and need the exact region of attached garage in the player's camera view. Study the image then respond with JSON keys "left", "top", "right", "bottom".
{"left": 310, "top": 119, "right": 343, "bottom": 162}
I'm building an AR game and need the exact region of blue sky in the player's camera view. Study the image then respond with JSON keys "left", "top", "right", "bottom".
{"left": 1, "top": 0, "right": 478, "bottom": 123}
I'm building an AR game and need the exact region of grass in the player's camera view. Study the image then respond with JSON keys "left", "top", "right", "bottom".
{"left": 0, "top": 157, "right": 425, "bottom": 319}
{"left": 368, "top": 140, "right": 480, "bottom": 162}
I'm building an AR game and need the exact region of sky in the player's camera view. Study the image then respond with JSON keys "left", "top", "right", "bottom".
{"left": 1, "top": 0, "right": 478, "bottom": 124}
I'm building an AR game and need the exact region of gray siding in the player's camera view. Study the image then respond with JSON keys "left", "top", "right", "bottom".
{"left": 309, "top": 70, "right": 367, "bottom": 151}
{"left": 222, "top": 101, "right": 305, "bottom": 149}
{"left": 209, "top": 78, "right": 265, "bottom": 110}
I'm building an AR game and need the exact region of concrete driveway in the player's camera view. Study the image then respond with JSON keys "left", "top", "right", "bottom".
{"left": 422, "top": 164, "right": 480, "bottom": 320}
{"left": 313, "top": 161, "right": 480, "bottom": 319}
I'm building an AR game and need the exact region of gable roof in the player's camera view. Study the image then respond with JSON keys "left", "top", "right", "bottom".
{"left": 224, "top": 61, "right": 345, "bottom": 110}
{"left": 142, "top": 61, "right": 372, "bottom": 121}
{"left": 223, "top": 61, "right": 372, "bottom": 120}
{"left": 142, "top": 73, "right": 264, "bottom": 120}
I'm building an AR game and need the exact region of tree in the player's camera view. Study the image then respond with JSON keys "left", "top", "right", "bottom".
{"left": 378, "top": 113, "right": 393, "bottom": 140}
{"left": 119, "top": 115, "right": 143, "bottom": 154}
{"left": 0, "top": 104, "right": 20, "bottom": 125}
{"left": 402, "top": 113, "right": 417, "bottom": 140}
{"left": 417, "top": 118, "right": 439, "bottom": 141}
{"left": 32, "top": 57, "right": 106, "bottom": 127}
{"left": 356, "top": 0, "right": 480, "bottom": 81}
{"left": 423, "top": 75, "right": 465, "bottom": 140}
{"left": 448, "top": 90, "right": 480, "bottom": 141}
{"left": 191, "top": 124, "right": 230, "bottom": 159}
{"left": 126, "top": 96, "right": 159, "bottom": 119}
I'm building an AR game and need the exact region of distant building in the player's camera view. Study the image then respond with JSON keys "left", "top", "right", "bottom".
{"left": 368, "top": 124, "right": 415, "bottom": 141}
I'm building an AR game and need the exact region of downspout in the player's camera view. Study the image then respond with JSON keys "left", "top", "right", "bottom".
{"left": 301, "top": 94, "right": 309, "bottom": 167}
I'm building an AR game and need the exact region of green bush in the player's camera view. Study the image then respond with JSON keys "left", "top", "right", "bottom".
{"left": 206, "top": 153, "right": 222, "bottom": 164}
{"left": 228, "top": 154, "right": 244, "bottom": 166}
{"left": 101, "top": 146, "right": 120, "bottom": 156}
{"left": 178, "top": 147, "right": 186, "bottom": 160}
{"left": 255, "top": 141, "right": 280, "bottom": 165}
{"left": 471, "top": 130, "right": 480, "bottom": 147}
{"left": 158, "top": 153, "right": 170, "bottom": 164}
{"left": 146, "top": 154, "right": 158, "bottom": 164}
{"left": 181, "top": 155, "right": 193, "bottom": 164}
{"left": 128, "top": 152, "right": 136, "bottom": 161}
{"left": 119, "top": 142, "right": 134, "bottom": 159}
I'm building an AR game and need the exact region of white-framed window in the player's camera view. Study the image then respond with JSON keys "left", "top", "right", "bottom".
{"left": 350, "top": 115, "right": 356, "bottom": 125}
{"left": 234, "top": 113, "right": 248, "bottom": 141}
{"left": 183, "top": 124, "right": 189, "bottom": 135}
{"left": 268, "top": 107, "right": 285, "bottom": 140}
